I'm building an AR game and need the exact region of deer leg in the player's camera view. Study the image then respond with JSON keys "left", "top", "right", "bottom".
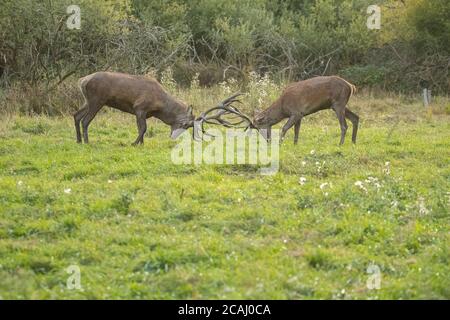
{"left": 81, "top": 103, "right": 102, "bottom": 144}
{"left": 333, "top": 107, "right": 348, "bottom": 145}
{"left": 281, "top": 115, "right": 299, "bottom": 143}
{"left": 132, "top": 116, "right": 141, "bottom": 145}
{"left": 345, "top": 108, "right": 359, "bottom": 143}
{"left": 73, "top": 104, "right": 88, "bottom": 143}
{"left": 132, "top": 110, "right": 147, "bottom": 145}
{"left": 293, "top": 118, "right": 302, "bottom": 145}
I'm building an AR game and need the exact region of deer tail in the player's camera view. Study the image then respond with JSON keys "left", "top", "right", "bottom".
{"left": 338, "top": 77, "right": 357, "bottom": 98}
{"left": 78, "top": 74, "right": 95, "bottom": 101}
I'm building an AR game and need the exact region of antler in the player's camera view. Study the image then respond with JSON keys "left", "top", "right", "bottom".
{"left": 194, "top": 93, "right": 256, "bottom": 139}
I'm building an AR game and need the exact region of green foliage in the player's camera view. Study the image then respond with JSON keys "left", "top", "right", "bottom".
{"left": 0, "top": 0, "right": 123, "bottom": 83}
{"left": 403, "top": 0, "right": 450, "bottom": 54}
{"left": 379, "top": 0, "right": 450, "bottom": 92}
{"left": 341, "top": 65, "right": 388, "bottom": 87}
{"left": 0, "top": 0, "right": 448, "bottom": 104}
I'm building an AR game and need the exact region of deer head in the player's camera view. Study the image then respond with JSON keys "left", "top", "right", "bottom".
{"left": 170, "top": 105, "right": 195, "bottom": 139}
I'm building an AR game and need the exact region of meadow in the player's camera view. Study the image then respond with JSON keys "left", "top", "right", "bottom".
{"left": 0, "top": 86, "right": 449, "bottom": 299}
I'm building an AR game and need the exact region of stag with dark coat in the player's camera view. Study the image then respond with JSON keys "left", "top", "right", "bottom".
{"left": 74, "top": 72, "right": 195, "bottom": 145}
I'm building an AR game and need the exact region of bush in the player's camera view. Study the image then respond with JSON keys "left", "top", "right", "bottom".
{"left": 0, "top": 0, "right": 448, "bottom": 116}
{"left": 341, "top": 65, "right": 388, "bottom": 88}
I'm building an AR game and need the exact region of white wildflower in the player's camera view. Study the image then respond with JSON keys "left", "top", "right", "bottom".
{"left": 161, "top": 67, "right": 176, "bottom": 90}
{"left": 64, "top": 188, "right": 72, "bottom": 194}
{"left": 220, "top": 80, "right": 231, "bottom": 94}
{"left": 320, "top": 182, "right": 329, "bottom": 190}
{"left": 354, "top": 181, "right": 367, "bottom": 193}
{"left": 364, "top": 176, "right": 382, "bottom": 191}
{"left": 418, "top": 197, "right": 429, "bottom": 215}
{"left": 190, "top": 72, "right": 200, "bottom": 90}
{"left": 310, "top": 150, "right": 316, "bottom": 155}
{"left": 299, "top": 177, "right": 307, "bottom": 185}
{"left": 228, "top": 77, "right": 237, "bottom": 85}
{"left": 383, "top": 161, "right": 391, "bottom": 175}
{"left": 320, "top": 182, "right": 331, "bottom": 196}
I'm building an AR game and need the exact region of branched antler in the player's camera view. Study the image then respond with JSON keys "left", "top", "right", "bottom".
{"left": 194, "top": 93, "right": 256, "bottom": 139}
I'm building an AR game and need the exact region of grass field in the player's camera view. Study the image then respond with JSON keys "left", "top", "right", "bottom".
{"left": 0, "top": 92, "right": 449, "bottom": 299}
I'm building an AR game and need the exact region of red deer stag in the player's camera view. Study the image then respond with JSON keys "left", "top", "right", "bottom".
{"left": 253, "top": 76, "right": 359, "bottom": 145}
{"left": 73, "top": 72, "right": 195, "bottom": 144}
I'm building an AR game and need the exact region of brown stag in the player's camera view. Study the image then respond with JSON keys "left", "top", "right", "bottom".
{"left": 73, "top": 72, "right": 195, "bottom": 144}
{"left": 253, "top": 76, "right": 359, "bottom": 145}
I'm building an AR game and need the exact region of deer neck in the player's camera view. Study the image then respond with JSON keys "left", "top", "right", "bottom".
{"left": 157, "top": 98, "right": 187, "bottom": 126}
{"left": 264, "top": 102, "right": 285, "bottom": 126}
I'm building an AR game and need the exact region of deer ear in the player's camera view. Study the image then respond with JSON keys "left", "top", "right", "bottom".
{"left": 187, "top": 106, "right": 193, "bottom": 115}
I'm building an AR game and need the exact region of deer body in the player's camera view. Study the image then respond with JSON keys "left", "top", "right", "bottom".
{"left": 74, "top": 72, "right": 194, "bottom": 144}
{"left": 253, "top": 76, "right": 359, "bottom": 145}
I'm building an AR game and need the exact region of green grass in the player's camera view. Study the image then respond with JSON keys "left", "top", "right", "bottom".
{"left": 0, "top": 95, "right": 449, "bottom": 299}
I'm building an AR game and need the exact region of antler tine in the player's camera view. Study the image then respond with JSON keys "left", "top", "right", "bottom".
{"left": 195, "top": 92, "right": 257, "bottom": 139}
{"left": 197, "top": 92, "right": 242, "bottom": 121}
{"left": 219, "top": 92, "right": 244, "bottom": 107}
